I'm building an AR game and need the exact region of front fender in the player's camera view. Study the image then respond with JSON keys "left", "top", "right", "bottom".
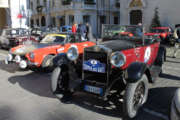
{"left": 52, "top": 53, "right": 70, "bottom": 67}
{"left": 125, "top": 62, "right": 147, "bottom": 83}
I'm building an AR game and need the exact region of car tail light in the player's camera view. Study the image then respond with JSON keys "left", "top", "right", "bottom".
{"left": 161, "top": 33, "right": 167, "bottom": 38}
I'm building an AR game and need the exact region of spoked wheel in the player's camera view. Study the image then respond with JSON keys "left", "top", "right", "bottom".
{"left": 123, "top": 74, "right": 148, "bottom": 119}
{"left": 133, "top": 82, "right": 145, "bottom": 111}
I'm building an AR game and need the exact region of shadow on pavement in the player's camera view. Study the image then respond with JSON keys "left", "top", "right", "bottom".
{"left": 0, "top": 105, "right": 17, "bottom": 120}
{"left": 58, "top": 87, "right": 178, "bottom": 120}
{"left": 0, "top": 103, "right": 77, "bottom": 120}
{"left": 0, "top": 60, "right": 29, "bottom": 73}
{"left": 143, "top": 87, "right": 177, "bottom": 117}
{"left": 8, "top": 72, "right": 55, "bottom": 98}
{"left": 71, "top": 91, "right": 124, "bottom": 118}
{"left": 166, "top": 59, "right": 180, "bottom": 64}
{"left": 160, "top": 73, "right": 180, "bottom": 81}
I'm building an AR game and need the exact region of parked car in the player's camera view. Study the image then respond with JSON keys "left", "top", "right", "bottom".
{"left": 25, "top": 33, "right": 95, "bottom": 72}
{"left": 145, "top": 27, "right": 172, "bottom": 44}
{"left": 171, "top": 88, "right": 180, "bottom": 120}
{"left": 5, "top": 33, "right": 67, "bottom": 69}
{"left": 0, "top": 28, "right": 28, "bottom": 49}
{"left": 15, "top": 35, "right": 40, "bottom": 45}
{"left": 60, "top": 25, "right": 72, "bottom": 32}
{"left": 5, "top": 33, "right": 95, "bottom": 71}
{"left": 51, "top": 25, "right": 166, "bottom": 119}
{"left": 30, "top": 27, "right": 45, "bottom": 41}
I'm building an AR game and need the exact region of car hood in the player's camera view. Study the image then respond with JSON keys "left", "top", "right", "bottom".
{"left": 85, "top": 40, "right": 136, "bottom": 55}
{"left": 11, "top": 43, "right": 58, "bottom": 55}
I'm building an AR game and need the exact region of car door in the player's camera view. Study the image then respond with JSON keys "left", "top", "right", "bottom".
{"left": 143, "top": 37, "right": 160, "bottom": 65}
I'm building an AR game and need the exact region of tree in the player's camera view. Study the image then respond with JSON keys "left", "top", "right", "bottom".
{"left": 150, "top": 7, "right": 161, "bottom": 28}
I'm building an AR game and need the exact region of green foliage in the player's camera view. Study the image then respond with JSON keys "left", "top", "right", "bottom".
{"left": 150, "top": 7, "right": 161, "bottom": 28}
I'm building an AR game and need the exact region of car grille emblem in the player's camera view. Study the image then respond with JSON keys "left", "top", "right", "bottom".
{"left": 90, "top": 60, "right": 98, "bottom": 65}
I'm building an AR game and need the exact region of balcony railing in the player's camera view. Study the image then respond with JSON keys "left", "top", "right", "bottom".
{"left": 84, "top": 0, "right": 96, "bottom": 5}
{"left": 82, "top": 3, "right": 96, "bottom": 9}
{"left": 36, "top": 5, "right": 43, "bottom": 13}
{"left": 62, "top": 0, "right": 72, "bottom": 5}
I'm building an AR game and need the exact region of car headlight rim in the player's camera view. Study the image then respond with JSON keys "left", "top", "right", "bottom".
{"left": 67, "top": 46, "right": 79, "bottom": 61}
{"left": 110, "top": 52, "right": 126, "bottom": 67}
{"left": 15, "top": 55, "right": 21, "bottom": 63}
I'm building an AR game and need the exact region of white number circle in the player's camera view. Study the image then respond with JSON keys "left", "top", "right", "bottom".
{"left": 144, "top": 47, "right": 151, "bottom": 63}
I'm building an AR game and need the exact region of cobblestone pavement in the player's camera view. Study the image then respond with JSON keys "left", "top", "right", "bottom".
{"left": 0, "top": 46, "right": 179, "bottom": 120}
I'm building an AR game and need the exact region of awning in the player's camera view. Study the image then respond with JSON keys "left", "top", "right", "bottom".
{"left": 0, "top": 0, "right": 9, "bottom": 8}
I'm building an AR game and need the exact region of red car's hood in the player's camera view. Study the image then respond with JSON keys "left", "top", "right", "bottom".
{"left": 10, "top": 43, "right": 60, "bottom": 55}
{"left": 144, "top": 33, "right": 161, "bottom": 36}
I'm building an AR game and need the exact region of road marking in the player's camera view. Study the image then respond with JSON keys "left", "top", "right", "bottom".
{"left": 143, "top": 108, "right": 169, "bottom": 120}
{"left": 164, "top": 66, "right": 180, "bottom": 71}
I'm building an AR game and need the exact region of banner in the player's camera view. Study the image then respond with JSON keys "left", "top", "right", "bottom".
{"left": 0, "top": 0, "right": 9, "bottom": 8}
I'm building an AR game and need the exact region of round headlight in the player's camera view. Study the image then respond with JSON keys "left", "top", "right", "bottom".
{"left": 110, "top": 52, "right": 126, "bottom": 67}
{"left": 15, "top": 55, "right": 21, "bottom": 63}
{"left": 67, "top": 46, "right": 79, "bottom": 61}
{"left": 29, "top": 52, "right": 34, "bottom": 59}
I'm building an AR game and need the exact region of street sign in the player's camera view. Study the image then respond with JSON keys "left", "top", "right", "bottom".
{"left": 0, "top": 0, "right": 9, "bottom": 8}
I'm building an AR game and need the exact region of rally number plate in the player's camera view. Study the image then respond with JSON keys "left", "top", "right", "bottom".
{"left": 84, "top": 85, "right": 103, "bottom": 95}
{"left": 83, "top": 59, "right": 106, "bottom": 73}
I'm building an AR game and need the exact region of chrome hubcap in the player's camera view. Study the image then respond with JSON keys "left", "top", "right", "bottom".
{"left": 133, "top": 82, "right": 145, "bottom": 111}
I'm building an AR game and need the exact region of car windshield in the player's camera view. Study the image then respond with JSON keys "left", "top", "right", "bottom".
{"left": 102, "top": 25, "right": 143, "bottom": 41}
{"left": 40, "top": 35, "right": 65, "bottom": 44}
{"left": 150, "top": 28, "right": 168, "bottom": 33}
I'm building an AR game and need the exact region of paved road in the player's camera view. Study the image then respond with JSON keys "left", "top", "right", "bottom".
{"left": 0, "top": 47, "right": 179, "bottom": 120}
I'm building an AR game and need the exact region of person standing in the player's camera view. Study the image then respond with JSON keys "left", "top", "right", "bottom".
{"left": 72, "top": 23, "right": 77, "bottom": 33}
{"left": 85, "top": 23, "right": 94, "bottom": 41}
{"left": 85, "top": 23, "right": 89, "bottom": 41}
{"left": 77, "top": 23, "right": 86, "bottom": 41}
{"left": 173, "top": 27, "right": 180, "bottom": 58}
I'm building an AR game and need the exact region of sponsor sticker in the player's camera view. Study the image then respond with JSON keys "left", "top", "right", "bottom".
{"left": 83, "top": 59, "right": 106, "bottom": 73}
{"left": 144, "top": 47, "right": 151, "bottom": 63}
{"left": 57, "top": 47, "right": 64, "bottom": 53}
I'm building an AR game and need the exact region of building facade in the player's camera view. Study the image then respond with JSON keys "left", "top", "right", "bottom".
{"left": 0, "top": 0, "right": 11, "bottom": 32}
{"left": 29, "top": 0, "right": 180, "bottom": 35}
{"left": 30, "top": 0, "right": 120, "bottom": 36}
{"left": 120, "top": 0, "right": 180, "bottom": 29}
{"left": 9, "top": 0, "right": 29, "bottom": 28}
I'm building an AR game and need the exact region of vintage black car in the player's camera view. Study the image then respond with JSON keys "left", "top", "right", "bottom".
{"left": 0, "top": 28, "right": 27, "bottom": 49}
{"left": 51, "top": 25, "right": 166, "bottom": 119}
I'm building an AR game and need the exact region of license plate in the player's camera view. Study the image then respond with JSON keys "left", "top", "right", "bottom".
{"left": 84, "top": 85, "right": 103, "bottom": 95}
{"left": 83, "top": 59, "right": 106, "bottom": 73}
